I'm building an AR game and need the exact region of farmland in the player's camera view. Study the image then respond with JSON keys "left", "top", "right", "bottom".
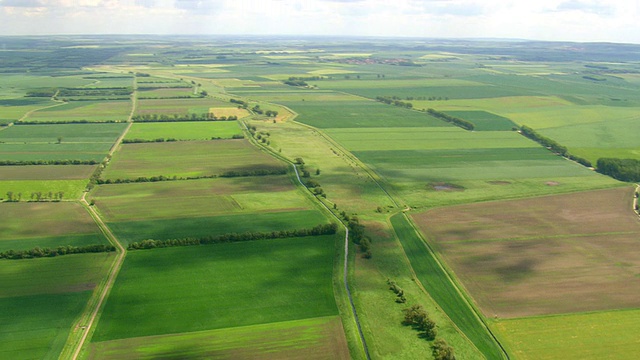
{"left": 91, "top": 176, "right": 313, "bottom": 221}
{"left": 23, "top": 100, "right": 131, "bottom": 123}
{"left": 493, "top": 310, "right": 640, "bottom": 360}
{"left": 102, "top": 139, "right": 286, "bottom": 180}
{"left": 2, "top": 36, "right": 640, "bottom": 360}
{"left": 0, "top": 253, "right": 114, "bottom": 360}
{"left": 92, "top": 236, "right": 338, "bottom": 340}
{"left": 124, "top": 121, "right": 242, "bottom": 141}
{"left": 412, "top": 187, "right": 640, "bottom": 318}
{"left": 0, "top": 202, "right": 109, "bottom": 251}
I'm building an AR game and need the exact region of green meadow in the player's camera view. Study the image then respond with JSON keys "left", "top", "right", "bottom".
{"left": 91, "top": 176, "right": 313, "bottom": 221}
{"left": 24, "top": 100, "right": 131, "bottom": 122}
{"left": 124, "top": 121, "right": 242, "bottom": 141}
{"left": 0, "top": 253, "right": 114, "bottom": 360}
{"left": 493, "top": 310, "right": 640, "bottom": 360}
{"left": 88, "top": 316, "right": 350, "bottom": 360}
{"left": 102, "top": 140, "right": 285, "bottom": 180}
{"left": 106, "top": 209, "right": 328, "bottom": 245}
{"left": 92, "top": 236, "right": 338, "bottom": 341}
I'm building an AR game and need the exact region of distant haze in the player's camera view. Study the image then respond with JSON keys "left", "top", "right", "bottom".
{"left": 0, "top": 0, "right": 638, "bottom": 44}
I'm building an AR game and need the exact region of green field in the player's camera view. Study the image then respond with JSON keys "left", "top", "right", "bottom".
{"left": 92, "top": 235, "right": 338, "bottom": 341}
{"left": 135, "top": 98, "right": 231, "bottom": 116}
{"left": 0, "top": 98, "right": 58, "bottom": 124}
{"left": 124, "top": 121, "right": 242, "bottom": 141}
{"left": 0, "top": 123, "right": 126, "bottom": 162}
{"left": 0, "top": 253, "right": 114, "bottom": 360}
{"left": 282, "top": 100, "right": 451, "bottom": 128}
{"left": 91, "top": 176, "right": 312, "bottom": 221}
{"left": 390, "top": 213, "right": 505, "bottom": 359}
{"left": 445, "top": 110, "right": 517, "bottom": 131}
{"left": 24, "top": 100, "right": 131, "bottom": 122}
{"left": 88, "top": 316, "right": 349, "bottom": 360}
{"left": 493, "top": 310, "right": 640, "bottom": 360}
{"left": 106, "top": 209, "right": 328, "bottom": 245}
{"left": 102, "top": 140, "right": 286, "bottom": 180}
{"left": 0, "top": 179, "right": 89, "bottom": 202}
{"left": 0, "top": 202, "right": 109, "bottom": 250}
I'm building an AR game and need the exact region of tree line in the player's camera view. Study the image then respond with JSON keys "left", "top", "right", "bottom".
{"left": 0, "top": 244, "right": 115, "bottom": 260}
{"left": 95, "top": 168, "right": 287, "bottom": 185}
{"left": 131, "top": 113, "right": 238, "bottom": 122}
{"left": 519, "top": 125, "right": 592, "bottom": 167}
{"left": 122, "top": 135, "right": 244, "bottom": 144}
{"left": 15, "top": 120, "right": 120, "bottom": 125}
{"left": 5, "top": 191, "right": 64, "bottom": 202}
{"left": 0, "top": 159, "right": 98, "bottom": 166}
{"left": 385, "top": 279, "right": 456, "bottom": 359}
{"left": 596, "top": 158, "right": 640, "bottom": 182}
{"left": 376, "top": 96, "right": 414, "bottom": 109}
{"left": 283, "top": 76, "right": 323, "bottom": 87}
{"left": 128, "top": 223, "right": 338, "bottom": 250}
{"left": 426, "top": 109, "right": 475, "bottom": 131}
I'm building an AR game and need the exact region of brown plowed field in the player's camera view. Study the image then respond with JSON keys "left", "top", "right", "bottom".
{"left": 412, "top": 186, "right": 640, "bottom": 318}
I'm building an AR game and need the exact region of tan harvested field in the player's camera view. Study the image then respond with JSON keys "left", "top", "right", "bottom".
{"left": 208, "top": 106, "right": 250, "bottom": 118}
{"left": 412, "top": 186, "right": 640, "bottom": 318}
{"left": 0, "top": 165, "right": 95, "bottom": 180}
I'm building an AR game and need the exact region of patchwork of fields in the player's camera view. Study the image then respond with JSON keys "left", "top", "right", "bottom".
{"left": 2, "top": 37, "right": 640, "bottom": 360}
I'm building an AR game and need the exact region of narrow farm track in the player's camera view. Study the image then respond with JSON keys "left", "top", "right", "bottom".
{"left": 292, "top": 164, "right": 371, "bottom": 360}
{"left": 65, "top": 196, "right": 126, "bottom": 360}
{"left": 241, "top": 118, "right": 370, "bottom": 359}
{"left": 17, "top": 90, "right": 66, "bottom": 122}
{"left": 61, "top": 78, "right": 138, "bottom": 360}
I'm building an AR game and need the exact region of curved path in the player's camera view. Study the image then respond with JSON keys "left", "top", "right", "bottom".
{"left": 292, "top": 163, "right": 371, "bottom": 360}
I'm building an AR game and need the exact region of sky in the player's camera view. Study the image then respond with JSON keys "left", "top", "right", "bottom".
{"left": 0, "top": 0, "right": 638, "bottom": 44}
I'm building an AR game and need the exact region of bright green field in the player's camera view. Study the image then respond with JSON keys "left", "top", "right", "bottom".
{"left": 493, "top": 310, "right": 640, "bottom": 360}
{"left": 539, "top": 115, "right": 640, "bottom": 163}
{"left": 124, "top": 121, "right": 242, "bottom": 141}
{"left": 106, "top": 209, "right": 328, "bottom": 245}
{"left": 0, "top": 180, "right": 88, "bottom": 201}
{"left": 281, "top": 100, "right": 452, "bottom": 128}
{"left": 102, "top": 140, "right": 286, "bottom": 180}
{"left": 325, "top": 127, "right": 535, "bottom": 151}
{"left": 390, "top": 213, "right": 504, "bottom": 360}
{"left": 0, "top": 253, "right": 114, "bottom": 360}
{"left": 88, "top": 316, "right": 349, "bottom": 360}
{"left": 91, "top": 176, "right": 313, "bottom": 221}
{"left": 24, "top": 100, "right": 131, "bottom": 122}
{"left": 92, "top": 235, "right": 338, "bottom": 341}
{"left": 135, "top": 98, "right": 231, "bottom": 116}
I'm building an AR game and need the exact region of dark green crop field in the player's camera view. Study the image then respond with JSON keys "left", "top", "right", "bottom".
{"left": 92, "top": 235, "right": 338, "bottom": 341}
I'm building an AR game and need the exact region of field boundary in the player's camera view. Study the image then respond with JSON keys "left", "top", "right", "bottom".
{"left": 393, "top": 212, "right": 509, "bottom": 359}
{"left": 240, "top": 119, "right": 370, "bottom": 359}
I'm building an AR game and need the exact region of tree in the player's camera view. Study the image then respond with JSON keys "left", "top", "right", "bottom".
{"left": 432, "top": 338, "right": 455, "bottom": 360}
{"left": 57, "top": 136, "right": 63, "bottom": 144}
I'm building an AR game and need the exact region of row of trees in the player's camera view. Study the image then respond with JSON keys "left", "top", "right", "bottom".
{"left": 426, "top": 108, "right": 475, "bottom": 131}
{"left": 596, "top": 158, "right": 640, "bottom": 182}
{"left": 128, "top": 223, "right": 338, "bottom": 250}
{"left": 0, "top": 244, "right": 115, "bottom": 260}
{"left": 283, "top": 76, "right": 323, "bottom": 87}
{"left": 519, "top": 126, "right": 592, "bottom": 167}
{"left": 96, "top": 168, "right": 286, "bottom": 185}
{"left": 0, "top": 159, "right": 98, "bottom": 166}
{"left": 376, "top": 96, "right": 414, "bottom": 109}
{"left": 131, "top": 113, "right": 238, "bottom": 122}
{"left": 386, "top": 279, "right": 456, "bottom": 359}
{"left": 5, "top": 191, "right": 64, "bottom": 202}
{"left": 122, "top": 135, "right": 244, "bottom": 144}
{"left": 15, "top": 120, "right": 121, "bottom": 125}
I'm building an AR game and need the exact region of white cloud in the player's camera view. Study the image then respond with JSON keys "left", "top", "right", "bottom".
{"left": 0, "top": 0, "right": 638, "bottom": 44}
